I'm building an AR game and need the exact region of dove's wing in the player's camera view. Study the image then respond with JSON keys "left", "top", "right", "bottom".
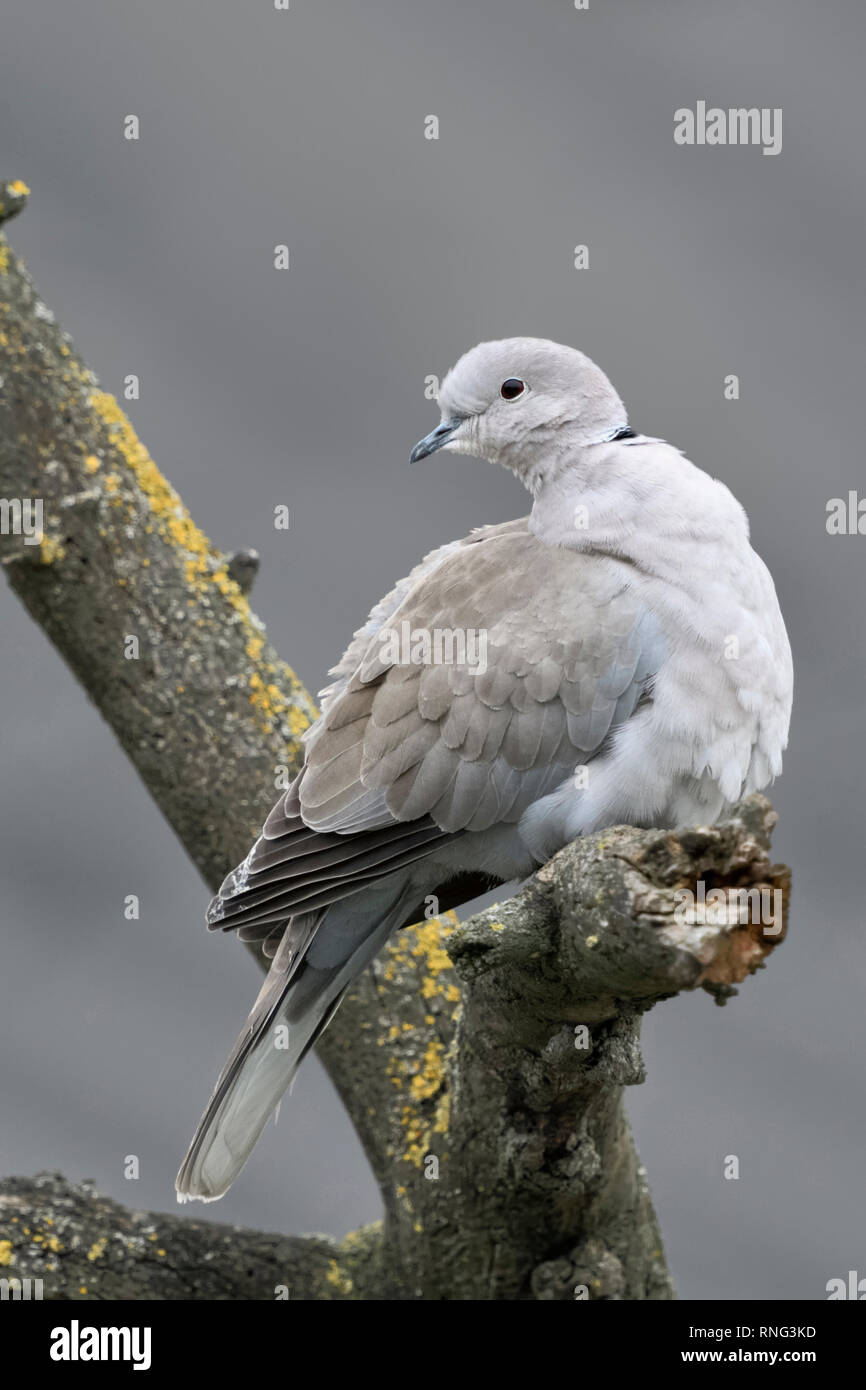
{"left": 209, "top": 520, "right": 659, "bottom": 940}
{"left": 316, "top": 516, "right": 530, "bottom": 717}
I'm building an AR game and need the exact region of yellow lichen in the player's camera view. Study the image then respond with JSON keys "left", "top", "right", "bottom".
{"left": 248, "top": 671, "right": 312, "bottom": 739}
{"left": 86, "top": 390, "right": 317, "bottom": 740}
{"left": 39, "top": 535, "right": 66, "bottom": 565}
{"left": 84, "top": 454, "right": 100, "bottom": 474}
{"left": 0, "top": 1240, "right": 13, "bottom": 1266}
{"left": 325, "top": 1259, "right": 353, "bottom": 1295}
{"left": 8, "top": 180, "right": 30, "bottom": 196}
{"left": 409, "top": 1040, "right": 444, "bottom": 1101}
{"left": 88, "top": 393, "right": 259, "bottom": 620}
{"left": 286, "top": 705, "right": 312, "bottom": 738}
{"left": 87, "top": 1237, "right": 108, "bottom": 1262}
{"left": 375, "top": 914, "right": 460, "bottom": 1166}
{"left": 433, "top": 1088, "right": 450, "bottom": 1135}
{"left": 340, "top": 1226, "right": 371, "bottom": 1250}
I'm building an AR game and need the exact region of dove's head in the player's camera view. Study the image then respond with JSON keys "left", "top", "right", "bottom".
{"left": 410, "top": 337, "right": 629, "bottom": 487}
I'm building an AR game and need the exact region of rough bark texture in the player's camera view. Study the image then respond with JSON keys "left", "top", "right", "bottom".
{"left": 0, "top": 184, "right": 790, "bottom": 1300}
{"left": 0, "top": 182, "right": 317, "bottom": 892}
{"left": 0, "top": 1172, "right": 380, "bottom": 1301}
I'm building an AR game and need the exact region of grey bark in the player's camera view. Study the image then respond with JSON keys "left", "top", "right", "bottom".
{"left": 0, "top": 1172, "right": 379, "bottom": 1301}
{"left": 0, "top": 183, "right": 790, "bottom": 1300}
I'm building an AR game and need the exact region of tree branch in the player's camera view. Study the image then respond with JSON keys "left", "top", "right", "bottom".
{"left": 0, "top": 184, "right": 790, "bottom": 1299}
{"left": 0, "top": 1172, "right": 380, "bottom": 1300}
{"left": 0, "top": 182, "right": 316, "bottom": 891}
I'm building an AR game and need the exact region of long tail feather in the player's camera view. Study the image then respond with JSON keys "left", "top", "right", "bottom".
{"left": 175, "top": 882, "right": 417, "bottom": 1201}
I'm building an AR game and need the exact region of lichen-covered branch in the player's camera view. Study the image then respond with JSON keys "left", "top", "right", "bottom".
{"left": 0, "top": 182, "right": 317, "bottom": 890}
{"left": 323, "top": 794, "right": 787, "bottom": 1299}
{"left": 0, "top": 184, "right": 790, "bottom": 1299}
{"left": 0, "top": 1172, "right": 380, "bottom": 1300}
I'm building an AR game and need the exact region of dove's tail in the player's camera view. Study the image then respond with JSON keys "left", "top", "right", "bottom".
{"left": 176, "top": 881, "right": 419, "bottom": 1203}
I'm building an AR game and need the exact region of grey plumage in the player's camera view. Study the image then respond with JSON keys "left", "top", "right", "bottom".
{"left": 176, "top": 337, "right": 792, "bottom": 1201}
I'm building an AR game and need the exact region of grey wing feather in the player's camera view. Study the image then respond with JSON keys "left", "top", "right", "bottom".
{"left": 210, "top": 519, "right": 659, "bottom": 937}
{"left": 300, "top": 525, "right": 657, "bottom": 834}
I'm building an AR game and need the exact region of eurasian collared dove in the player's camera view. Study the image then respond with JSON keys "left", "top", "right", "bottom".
{"left": 176, "top": 336, "right": 792, "bottom": 1202}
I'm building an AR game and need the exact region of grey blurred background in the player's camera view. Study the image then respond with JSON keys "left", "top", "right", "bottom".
{"left": 1, "top": 0, "right": 863, "bottom": 1301}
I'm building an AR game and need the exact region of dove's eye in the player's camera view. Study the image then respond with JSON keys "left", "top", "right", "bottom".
{"left": 500, "top": 378, "right": 526, "bottom": 401}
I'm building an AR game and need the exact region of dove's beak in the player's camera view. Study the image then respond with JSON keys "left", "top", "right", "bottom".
{"left": 409, "top": 418, "right": 463, "bottom": 464}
